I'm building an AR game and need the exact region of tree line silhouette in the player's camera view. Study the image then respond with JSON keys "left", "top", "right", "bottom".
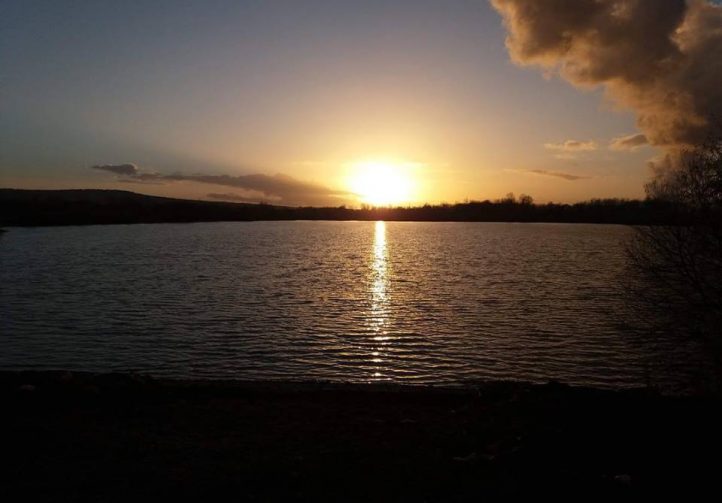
{"left": 0, "top": 189, "right": 676, "bottom": 227}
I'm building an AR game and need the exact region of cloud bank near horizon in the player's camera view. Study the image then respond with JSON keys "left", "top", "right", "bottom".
{"left": 91, "top": 164, "right": 351, "bottom": 207}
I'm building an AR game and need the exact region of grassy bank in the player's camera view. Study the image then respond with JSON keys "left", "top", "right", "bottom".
{"left": 1, "top": 371, "right": 720, "bottom": 500}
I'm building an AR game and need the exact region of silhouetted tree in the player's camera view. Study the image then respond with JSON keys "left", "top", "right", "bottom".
{"left": 627, "top": 136, "right": 722, "bottom": 357}
{"left": 518, "top": 194, "right": 534, "bottom": 205}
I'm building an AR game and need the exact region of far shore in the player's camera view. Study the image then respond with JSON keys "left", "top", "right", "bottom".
{"left": 2, "top": 370, "right": 720, "bottom": 500}
{"left": 0, "top": 188, "right": 677, "bottom": 227}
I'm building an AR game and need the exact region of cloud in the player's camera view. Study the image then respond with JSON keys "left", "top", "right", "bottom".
{"left": 91, "top": 163, "right": 351, "bottom": 206}
{"left": 646, "top": 153, "right": 676, "bottom": 178}
{"left": 544, "top": 140, "right": 598, "bottom": 152}
{"left": 526, "top": 169, "right": 590, "bottom": 181}
{"left": 91, "top": 163, "right": 139, "bottom": 176}
{"left": 491, "top": 0, "right": 722, "bottom": 148}
{"left": 609, "top": 133, "right": 649, "bottom": 151}
{"left": 118, "top": 179, "right": 165, "bottom": 185}
{"left": 207, "top": 192, "right": 280, "bottom": 204}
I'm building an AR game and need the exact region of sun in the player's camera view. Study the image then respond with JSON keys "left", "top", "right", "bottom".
{"left": 348, "top": 160, "right": 415, "bottom": 206}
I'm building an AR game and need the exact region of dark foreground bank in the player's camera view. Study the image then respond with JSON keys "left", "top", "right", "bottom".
{"left": 2, "top": 371, "right": 720, "bottom": 501}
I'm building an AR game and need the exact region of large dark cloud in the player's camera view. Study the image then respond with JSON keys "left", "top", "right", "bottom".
{"left": 491, "top": 0, "right": 722, "bottom": 148}
{"left": 91, "top": 164, "right": 351, "bottom": 207}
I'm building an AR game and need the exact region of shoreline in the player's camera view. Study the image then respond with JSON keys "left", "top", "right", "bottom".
{"left": 2, "top": 370, "right": 720, "bottom": 499}
{"left": 1, "top": 188, "right": 674, "bottom": 227}
{"left": 0, "top": 218, "right": 638, "bottom": 229}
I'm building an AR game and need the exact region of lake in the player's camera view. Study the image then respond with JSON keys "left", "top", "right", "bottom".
{"left": 0, "top": 221, "right": 707, "bottom": 389}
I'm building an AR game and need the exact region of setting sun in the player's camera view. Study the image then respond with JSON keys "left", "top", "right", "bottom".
{"left": 348, "top": 160, "right": 415, "bottom": 206}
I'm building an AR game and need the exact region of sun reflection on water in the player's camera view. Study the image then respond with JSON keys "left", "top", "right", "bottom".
{"left": 372, "top": 221, "right": 387, "bottom": 305}
{"left": 368, "top": 221, "right": 391, "bottom": 380}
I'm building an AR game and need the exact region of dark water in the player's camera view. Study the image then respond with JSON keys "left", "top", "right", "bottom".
{"left": 0, "top": 221, "right": 708, "bottom": 389}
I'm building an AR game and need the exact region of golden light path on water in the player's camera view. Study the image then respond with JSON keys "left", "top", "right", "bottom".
{"left": 369, "top": 220, "right": 390, "bottom": 380}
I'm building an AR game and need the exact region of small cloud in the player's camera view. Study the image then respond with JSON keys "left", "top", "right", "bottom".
{"left": 117, "top": 177, "right": 165, "bottom": 185}
{"left": 544, "top": 140, "right": 598, "bottom": 152}
{"left": 551, "top": 153, "right": 581, "bottom": 161}
{"left": 526, "top": 169, "right": 590, "bottom": 181}
{"left": 609, "top": 133, "right": 648, "bottom": 151}
{"left": 91, "top": 163, "right": 139, "bottom": 176}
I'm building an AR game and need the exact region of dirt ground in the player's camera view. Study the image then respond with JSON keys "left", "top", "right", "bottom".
{"left": 2, "top": 371, "right": 720, "bottom": 501}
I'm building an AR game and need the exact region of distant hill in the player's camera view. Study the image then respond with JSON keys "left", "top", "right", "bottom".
{"left": 0, "top": 189, "right": 276, "bottom": 227}
{"left": 0, "top": 188, "right": 672, "bottom": 226}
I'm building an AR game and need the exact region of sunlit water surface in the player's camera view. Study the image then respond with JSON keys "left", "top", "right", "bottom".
{"left": 0, "top": 222, "right": 710, "bottom": 389}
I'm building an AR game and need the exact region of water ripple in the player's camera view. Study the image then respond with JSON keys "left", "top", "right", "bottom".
{"left": 0, "top": 221, "right": 710, "bottom": 389}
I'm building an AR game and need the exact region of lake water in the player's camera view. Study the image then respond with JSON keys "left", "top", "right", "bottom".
{"left": 0, "top": 221, "right": 708, "bottom": 389}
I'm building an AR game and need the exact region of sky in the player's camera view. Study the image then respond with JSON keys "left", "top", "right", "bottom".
{"left": 2, "top": 0, "right": 717, "bottom": 206}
